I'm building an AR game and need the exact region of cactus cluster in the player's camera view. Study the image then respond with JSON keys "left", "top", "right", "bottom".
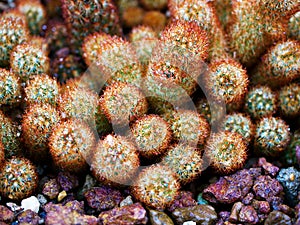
{"left": 0, "top": 68, "right": 21, "bottom": 106}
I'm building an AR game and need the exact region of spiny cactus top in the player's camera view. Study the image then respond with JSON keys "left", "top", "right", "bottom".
{"left": 10, "top": 43, "right": 50, "bottom": 82}
{"left": 205, "top": 131, "right": 248, "bottom": 173}
{"left": 17, "top": 0, "right": 47, "bottom": 35}
{"left": 91, "top": 134, "right": 140, "bottom": 186}
{"left": 61, "top": 0, "right": 122, "bottom": 54}
{"left": 0, "top": 16, "right": 29, "bottom": 67}
{"left": 0, "top": 157, "right": 38, "bottom": 201}
{"left": 132, "top": 164, "right": 180, "bottom": 210}
{"left": 279, "top": 83, "right": 300, "bottom": 117}
{"left": 49, "top": 119, "right": 96, "bottom": 173}
{"left": 0, "top": 68, "right": 21, "bottom": 106}
{"left": 205, "top": 59, "right": 248, "bottom": 104}
{"left": 288, "top": 11, "right": 300, "bottom": 40}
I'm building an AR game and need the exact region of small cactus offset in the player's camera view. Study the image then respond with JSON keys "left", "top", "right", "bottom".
{"left": 132, "top": 164, "right": 180, "bottom": 210}
{"left": 245, "top": 86, "right": 277, "bottom": 119}
{"left": 0, "top": 68, "right": 21, "bottom": 106}
{"left": 0, "top": 157, "right": 38, "bottom": 201}
{"left": 10, "top": 43, "right": 50, "bottom": 82}
{"left": 61, "top": 0, "right": 122, "bottom": 54}
{"left": 49, "top": 119, "right": 96, "bottom": 173}
{"left": 288, "top": 11, "right": 300, "bottom": 40}
{"left": 131, "top": 114, "right": 172, "bottom": 158}
{"left": 205, "top": 131, "right": 248, "bottom": 173}
{"left": 17, "top": 0, "right": 47, "bottom": 35}
{"left": 254, "top": 116, "right": 290, "bottom": 157}
{"left": 24, "top": 74, "right": 60, "bottom": 106}
{"left": 0, "top": 16, "right": 29, "bottom": 67}
{"left": 161, "top": 143, "right": 203, "bottom": 184}
{"left": 91, "top": 134, "right": 140, "bottom": 186}
{"left": 279, "top": 83, "right": 300, "bottom": 117}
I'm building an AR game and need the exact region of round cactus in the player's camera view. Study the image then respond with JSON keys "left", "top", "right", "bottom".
{"left": 164, "top": 109, "right": 210, "bottom": 147}
{"left": 100, "top": 82, "right": 148, "bottom": 127}
{"left": 254, "top": 116, "right": 290, "bottom": 157}
{"left": 91, "top": 134, "right": 140, "bottom": 186}
{"left": 10, "top": 43, "right": 50, "bottom": 82}
{"left": 29, "top": 36, "right": 48, "bottom": 55}
{"left": 22, "top": 103, "right": 61, "bottom": 161}
{"left": 221, "top": 113, "right": 254, "bottom": 144}
{"left": 58, "top": 80, "right": 98, "bottom": 125}
{"left": 45, "top": 21, "right": 68, "bottom": 54}
{"left": 131, "top": 114, "right": 172, "bottom": 158}
{"left": 0, "top": 16, "right": 29, "bottom": 67}
{"left": 0, "top": 142, "right": 4, "bottom": 167}
{"left": 205, "top": 131, "right": 248, "bottom": 173}
{"left": 245, "top": 86, "right": 277, "bottom": 119}
{"left": 24, "top": 74, "right": 60, "bottom": 106}
{"left": 17, "top": 0, "right": 47, "bottom": 35}
{"left": 288, "top": 11, "right": 300, "bottom": 40}
{"left": 0, "top": 157, "right": 38, "bottom": 201}
{"left": 49, "top": 119, "right": 96, "bottom": 173}
{"left": 279, "top": 83, "right": 300, "bottom": 117}
{"left": 0, "top": 68, "right": 21, "bottom": 106}
{"left": 142, "top": 11, "right": 167, "bottom": 33}
{"left": 121, "top": 6, "right": 144, "bottom": 28}
{"left": 140, "top": 0, "right": 167, "bottom": 10}
{"left": 161, "top": 143, "right": 202, "bottom": 184}
{"left": 131, "top": 164, "right": 180, "bottom": 210}
{"left": 0, "top": 111, "right": 21, "bottom": 158}
{"left": 284, "top": 130, "right": 300, "bottom": 166}
{"left": 95, "top": 104, "right": 112, "bottom": 137}
{"left": 205, "top": 59, "right": 249, "bottom": 104}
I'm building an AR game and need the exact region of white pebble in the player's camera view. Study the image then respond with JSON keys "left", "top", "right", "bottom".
{"left": 21, "top": 196, "right": 40, "bottom": 213}
{"left": 183, "top": 221, "right": 197, "bottom": 225}
{"left": 6, "top": 202, "right": 22, "bottom": 212}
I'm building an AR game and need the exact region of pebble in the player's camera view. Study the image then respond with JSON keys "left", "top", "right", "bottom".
{"left": 57, "top": 172, "right": 79, "bottom": 191}
{"left": 253, "top": 175, "right": 283, "bottom": 200}
{"left": 42, "top": 179, "right": 60, "bottom": 200}
{"left": 6, "top": 202, "right": 22, "bottom": 212}
{"left": 0, "top": 205, "right": 14, "bottom": 223}
{"left": 183, "top": 222, "right": 196, "bottom": 225}
{"left": 264, "top": 211, "right": 292, "bottom": 225}
{"left": 167, "top": 191, "right": 197, "bottom": 212}
{"left": 120, "top": 196, "right": 133, "bottom": 207}
{"left": 171, "top": 204, "right": 217, "bottom": 225}
{"left": 37, "top": 194, "right": 47, "bottom": 205}
{"left": 258, "top": 157, "right": 279, "bottom": 177}
{"left": 238, "top": 205, "right": 259, "bottom": 224}
{"left": 57, "top": 191, "right": 67, "bottom": 202}
{"left": 21, "top": 196, "right": 40, "bottom": 213}
{"left": 149, "top": 209, "right": 174, "bottom": 225}
{"left": 17, "top": 209, "right": 40, "bottom": 225}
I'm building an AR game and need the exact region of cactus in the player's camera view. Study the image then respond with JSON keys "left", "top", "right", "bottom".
{"left": 168, "top": 0, "right": 228, "bottom": 59}
{"left": 140, "top": 0, "right": 167, "bottom": 10}
{"left": 0, "top": 157, "right": 38, "bottom": 201}
{"left": 0, "top": 16, "right": 29, "bottom": 67}
{"left": 24, "top": 74, "right": 59, "bottom": 106}
{"left": 161, "top": 143, "right": 202, "bottom": 184}
{"left": 245, "top": 86, "right": 277, "bottom": 119}
{"left": 254, "top": 116, "right": 290, "bottom": 157}
{"left": 10, "top": 43, "right": 50, "bottom": 82}
{"left": 214, "top": 0, "right": 232, "bottom": 31}
{"left": 100, "top": 82, "right": 148, "bottom": 127}
{"left": 131, "top": 114, "right": 172, "bottom": 158}
{"left": 22, "top": 103, "right": 61, "bottom": 161}
{"left": 17, "top": 0, "right": 46, "bottom": 35}
{"left": 221, "top": 113, "right": 254, "bottom": 144}
{"left": 121, "top": 6, "right": 144, "bottom": 28}
{"left": 205, "top": 131, "right": 247, "bottom": 173}
{"left": 95, "top": 104, "right": 112, "bottom": 137}
{"left": 279, "top": 83, "right": 300, "bottom": 117}
{"left": 29, "top": 36, "right": 48, "bottom": 55}
{"left": 284, "top": 130, "right": 300, "bottom": 166}
{"left": 204, "top": 59, "right": 249, "bottom": 104}
{"left": 0, "top": 142, "right": 4, "bottom": 167}
{"left": 288, "top": 11, "right": 300, "bottom": 40}
{"left": 142, "top": 11, "right": 167, "bottom": 33}
{"left": 49, "top": 119, "right": 96, "bottom": 173}
{"left": 91, "top": 134, "right": 140, "bottom": 186}
{"left": 0, "top": 68, "right": 21, "bottom": 106}
{"left": 61, "top": 0, "right": 122, "bottom": 54}
{"left": 0, "top": 111, "right": 21, "bottom": 158}
{"left": 45, "top": 21, "right": 68, "bottom": 54}
{"left": 131, "top": 164, "right": 180, "bottom": 210}
{"left": 163, "top": 109, "right": 210, "bottom": 147}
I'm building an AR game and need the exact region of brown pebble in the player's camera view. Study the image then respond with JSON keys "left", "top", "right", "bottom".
{"left": 229, "top": 202, "right": 244, "bottom": 223}
{"left": 238, "top": 205, "right": 259, "bottom": 224}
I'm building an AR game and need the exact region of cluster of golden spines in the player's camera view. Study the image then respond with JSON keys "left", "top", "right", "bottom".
{"left": 0, "top": 68, "right": 21, "bottom": 106}
{"left": 49, "top": 119, "right": 96, "bottom": 173}
{"left": 279, "top": 83, "right": 300, "bottom": 117}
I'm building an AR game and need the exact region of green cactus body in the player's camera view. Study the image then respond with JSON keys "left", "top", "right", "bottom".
{"left": 22, "top": 103, "right": 61, "bottom": 161}
{"left": 49, "top": 119, "right": 96, "bottom": 173}
{"left": 221, "top": 113, "right": 254, "bottom": 144}
{"left": 279, "top": 83, "right": 300, "bottom": 117}
{"left": 0, "top": 111, "right": 21, "bottom": 158}
{"left": 0, "top": 157, "right": 38, "bottom": 200}
{"left": 205, "top": 131, "right": 247, "bottom": 173}
{"left": 162, "top": 143, "right": 202, "bottom": 184}
{"left": 17, "top": 0, "right": 46, "bottom": 35}
{"left": 205, "top": 59, "right": 249, "bottom": 104}
{"left": 254, "top": 116, "right": 290, "bottom": 157}
{"left": 100, "top": 82, "right": 148, "bottom": 127}
{"left": 132, "top": 164, "right": 180, "bottom": 210}
{"left": 214, "top": 0, "right": 232, "bottom": 31}
{"left": 131, "top": 114, "right": 172, "bottom": 158}
{"left": 168, "top": 0, "right": 228, "bottom": 60}
{"left": 25, "top": 74, "right": 59, "bottom": 106}
{"left": 245, "top": 86, "right": 277, "bottom": 119}
{"left": 10, "top": 43, "right": 50, "bottom": 82}
{"left": 284, "top": 130, "right": 300, "bottom": 166}
{"left": 0, "top": 16, "right": 29, "bottom": 67}
{"left": 0, "top": 68, "right": 21, "bottom": 106}
{"left": 91, "top": 134, "right": 140, "bottom": 186}
{"left": 252, "top": 40, "right": 300, "bottom": 88}
{"left": 288, "top": 11, "right": 300, "bottom": 40}
{"left": 61, "top": 0, "right": 122, "bottom": 54}
{"left": 95, "top": 104, "right": 112, "bottom": 137}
